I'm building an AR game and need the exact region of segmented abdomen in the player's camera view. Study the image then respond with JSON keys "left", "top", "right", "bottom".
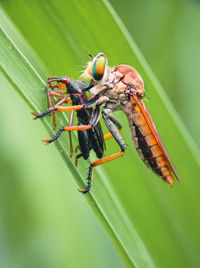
{"left": 127, "top": 105, "right": 174, "bottom": 185}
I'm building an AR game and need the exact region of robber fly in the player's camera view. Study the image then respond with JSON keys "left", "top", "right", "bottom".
{"left": 33, "top": 53, "right": 180, "bottom": 193}
{"left": 80, "top": 52, "right": 181, "bottom": 187}
{"left": 33, "top": 77, "right": 121, "bottom": 193}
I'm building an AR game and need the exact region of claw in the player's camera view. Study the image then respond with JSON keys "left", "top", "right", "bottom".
{"left": 42, "top": 138, "right": 49, "bottom": 144}
{"left": 32, "top": 111, "right": 38, "bottom": 120}
{"left": 78, "top": 187, "right": 88, "bottom": 194}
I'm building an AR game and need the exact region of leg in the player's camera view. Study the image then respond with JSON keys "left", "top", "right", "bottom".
{"left": 47, "top": 77, "right": 71, "bottom": 129}
{"left": 79, "top": 106, "right": 126, "bottom": 194}
{"left": 32, "top": 104, "right": 84, "bottom": 119}
{"left": 103, "top": 114, "right": 122, "bottom": 140}
{"left": 49, "top": 91, "right": 71, "bottom": 101}
{"left": 47, "top": 87, "right": 57, "bottom": 130}
{"left": 79, "top": 150, "right": 125, "bottom": 194}
{"left": 47, "top": 78, "right": 66, "bottom": 126}
{"left": 41, "top": 104, "right": 102, "bottom": 144}
{"left": 42, "top": 124, "right": 92, "bottom": 144}
{"left": 102, "top": 107, "right": 126, "bottom": 151}
{"left": 33, "top": 88, "right": 105, "bottom": 120}
{"left": 75, "top": 153, "right": 83, "bottom": 166}
{"left": 68, "top": 111, "right": 74, "bottom": 157}
{"left": 49, "top": 94, "right": 72, "bottom": 130}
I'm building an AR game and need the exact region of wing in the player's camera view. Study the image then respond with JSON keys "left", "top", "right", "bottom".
{"left": 131, "top": 94, "right": 180, "bottom": 182}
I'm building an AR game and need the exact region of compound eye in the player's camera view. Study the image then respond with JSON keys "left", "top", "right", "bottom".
{"left": 92, "top": 56, "right": 106, "bottom": 81}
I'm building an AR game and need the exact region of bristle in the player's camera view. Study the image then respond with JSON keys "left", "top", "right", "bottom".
{"left": 88, "top": 52, "right": 93, "bottom": 60}
{"left": 80, "top": 62, "right": 93, "bottom": 80}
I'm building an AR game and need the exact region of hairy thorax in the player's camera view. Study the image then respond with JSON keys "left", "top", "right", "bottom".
{"left": 89, "top": 65, "right": 145, "bottom": 114}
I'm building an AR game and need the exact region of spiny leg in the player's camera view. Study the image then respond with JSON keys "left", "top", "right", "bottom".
{"left": 42, "top": 125, "right": 92, "bottom": 144}
{"left": 79, "top": 150, "right": 125, "bottom": 194}
{"left": 102, "top": 107, "right": 126, "bottom": 151}
{"left": 42, "top": 127, "right": 65, "bottom": 144}
{"left": 102, "top": 114, "right": 123, "bottom": 140}
{"left": 32, "top": 105, "right": 84, "bottom": 119}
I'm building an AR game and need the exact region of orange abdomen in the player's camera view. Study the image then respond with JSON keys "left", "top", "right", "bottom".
{"left": 128, "top": 104, "right": 175, "bottom": 185}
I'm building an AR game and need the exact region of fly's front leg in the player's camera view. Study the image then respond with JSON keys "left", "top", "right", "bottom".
{"left": 83, "top": 92, "right": 109, "bottom": 108}
{"left": 103, "top": 114, "right": 122, "bottom": 140}
{"left": 102, "top": 107, "right": 126, "bottom": 152}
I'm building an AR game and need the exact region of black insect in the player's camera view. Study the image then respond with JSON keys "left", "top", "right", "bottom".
{"left": 33, "top": 77, "right": 107, "bottom": 193}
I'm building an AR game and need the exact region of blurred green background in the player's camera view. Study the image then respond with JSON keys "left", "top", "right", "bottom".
{"left": 0, "top": 0, "right": 200, "bottom": 268}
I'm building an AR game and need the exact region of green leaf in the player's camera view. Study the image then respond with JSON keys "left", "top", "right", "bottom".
{"left": 0, "top": 8, "right": 153, "bottom": 268}
{"left": 0, "top": 1, "right": 200, "bottom": 268}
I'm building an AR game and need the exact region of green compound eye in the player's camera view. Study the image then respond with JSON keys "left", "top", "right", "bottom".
{"left": 92, "top": 56, "right": 106, "bottom": 81}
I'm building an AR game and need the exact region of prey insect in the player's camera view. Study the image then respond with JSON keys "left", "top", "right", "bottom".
{"left": 79, "top": 52, "right": 180, "bottom": 186}
{"left": 33, "top": 77, "right": 121, "bottom": 193}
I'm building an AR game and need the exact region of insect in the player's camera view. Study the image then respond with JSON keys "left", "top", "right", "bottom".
{"left": 33, "top": 76, "right": 121, "bottom": 193}
{"left": 33, "top": 52, "right": 180, "bottom": 192}
{"left": 80, "top": 52, "right": 181, "bottom": 186}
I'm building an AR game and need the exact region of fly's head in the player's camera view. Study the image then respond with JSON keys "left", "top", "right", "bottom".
{"left": 82, "top": 53, "right": 112, "bottom": 92}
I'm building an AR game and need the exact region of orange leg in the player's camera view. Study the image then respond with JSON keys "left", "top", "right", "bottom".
{"left": 48, "top": 83, "right": 66, "bottom": 91}
{"left": 49, "top": 91, "right": 72, "bottom": 102}
{"left": 75, "top": 129, "right": 121, "bottom": 166}
{"left": 49, "top": 95, "right": 71, "bottom": 130}
{"left": 42, "top": 124, "right": 92, "bottom": 144}
{"left": 74, "top": 152, "right": 83, "bottom": 167}
{"left": 47, "top": 77, "right": 74, "bottom": 129}
{"left": 75, "top": 145, "right": 80, "bottom": 153}
{"left": 74, "top": 145, "right": 80, "bottom": 166}
{"left": 47, "top": 87, "right": 69, "bottom": 130}
{"left": 79, "top": 150, "right": 125, "bottom": 194}
{"left": 32, "top": 105, "right": 84, "bottom": 119}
